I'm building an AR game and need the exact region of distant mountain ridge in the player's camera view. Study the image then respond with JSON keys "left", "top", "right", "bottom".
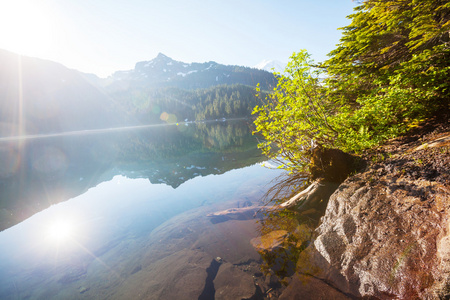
{"left": 105, "top": 53, "right": 277, "bottom": 91}
{"left": 96, "top": 53, "right": 277, "bottom": 125}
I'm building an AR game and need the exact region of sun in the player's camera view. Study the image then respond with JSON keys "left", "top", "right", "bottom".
{"left": 0, "top": 0, "right": 54, "bottom": 56}
{"left": 46, "top": 219, "right": 75, "bottom": 243}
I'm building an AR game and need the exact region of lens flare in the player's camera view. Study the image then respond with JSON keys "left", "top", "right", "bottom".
{"left": 160, "top": 112, "right": 169, "bottom": 121}
{"left": 46, "top": 219, "right": 75, "bottom": 243}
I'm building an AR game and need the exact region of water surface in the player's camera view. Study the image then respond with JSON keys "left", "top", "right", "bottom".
{"left": 0, "top": 121, "right": 282, "bottom": 299}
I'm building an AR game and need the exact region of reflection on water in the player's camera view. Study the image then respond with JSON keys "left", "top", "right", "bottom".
{"left": 0, "top": 120, "right": 262, "bottom": 230}
{"left": 0, "top": 120, "right": 288, "bottom": 299}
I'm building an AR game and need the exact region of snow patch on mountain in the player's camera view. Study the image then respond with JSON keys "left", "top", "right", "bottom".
{"left": 105, "top": 53, "right": 278, "bottom": 90}
{"left": 254, "top": 59, "right": 286, "bottom": 74}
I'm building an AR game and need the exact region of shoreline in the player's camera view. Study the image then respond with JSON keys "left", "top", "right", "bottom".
{"left": 258, "top": 119, "right": 450, "bottom": 298}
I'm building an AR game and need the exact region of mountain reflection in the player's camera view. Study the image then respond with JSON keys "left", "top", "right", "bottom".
{"left": 0, "top": 120, "right": 264, "bottom": 231}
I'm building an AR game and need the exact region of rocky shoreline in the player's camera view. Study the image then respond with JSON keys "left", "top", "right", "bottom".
{"left": 12, "top": 120, "right": 444, "bottom": 300}
{"left": 311, "top": 121, "right": 450, "bottom": 299}
{"left": 265, "top": 120, "right": 450, "bottom": 299}
{"left": 194, "top": 120, "right": 449, "bottom": 299}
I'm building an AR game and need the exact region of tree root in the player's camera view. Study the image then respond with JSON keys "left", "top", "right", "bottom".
{"left": 277, "top": 179, "right": 340, "bottom": 214}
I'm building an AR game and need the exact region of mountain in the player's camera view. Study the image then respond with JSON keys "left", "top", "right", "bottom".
{"left": 0, "top": 49, "right": 127, "bottom": 135}
{"left": 0, "top": 50, "right": 277, "bottom": 135}
{"left": 0, "top": 50, "right": 275, "bottom": 230}
{"left": 104, "top": 53, "right": 277, "bottom": 91}
{"left": 97, "top": 53, "right": 277, "bottom": 124}
{"left": 253, "top": 59, "right": 286, "bottom": 74}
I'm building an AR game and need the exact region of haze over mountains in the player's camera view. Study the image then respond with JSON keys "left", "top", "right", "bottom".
{"left": 0, "top": 49, "right": 277, "bottom": 135}
{"left": 0, "top": 49, "right": 125, "bottom": 136}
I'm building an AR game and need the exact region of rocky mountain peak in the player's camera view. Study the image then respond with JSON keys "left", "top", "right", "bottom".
{"left": 134, "top": 53, "right": 176, "bottom": 70}
{"left": 152, "top": 52, "right": 174, "bottom": 64}
{"left": 107, "top": 54, "right": 277, "bottom": 91}
{"left": 155, "top": 52, "right": 169, "bottom": 59}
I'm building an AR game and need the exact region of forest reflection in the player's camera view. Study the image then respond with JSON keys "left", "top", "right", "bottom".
{"left": 0, "top": 120, "right": 261, "bottom": 231}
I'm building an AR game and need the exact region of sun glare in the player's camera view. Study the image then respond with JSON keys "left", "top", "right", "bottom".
{"left": 46, "top": 219, "right": 75, "bottom": 243}
{"left": 0, "top": 0, "right": 54, "bottom": 56}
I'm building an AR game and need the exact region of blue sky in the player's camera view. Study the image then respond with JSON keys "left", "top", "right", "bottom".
{"left": 0, "top": 0, "right": 356, "bottom": 77}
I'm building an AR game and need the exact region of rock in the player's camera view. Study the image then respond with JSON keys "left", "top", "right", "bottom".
{"left": 264, "top": 273, "right": 282, "bottom": 290}
{"left": 106, "top": 210, "right": 267, "bottom": 299}
{"left": 279, "top": 273, "right": 352, "bottom": 300}
{"left": 192, "top": 218, "right": 262, "bottom": 265}
{"left": 250, "top": 230, "right": 288, "bottom": 252}
{"left": 213, "top": 262, "right": 257, "bottom": 300}
{"left": 314, "top": 140, "right": 450, "bottom": 299}
{"left": 251, "top": 229, "right": 300, "bottom": 279}
{"left": 256, "top": 124, "right": 450, "bottom": 299}
{"left": 118, "top": 248, "right": 212, "bottom": 300}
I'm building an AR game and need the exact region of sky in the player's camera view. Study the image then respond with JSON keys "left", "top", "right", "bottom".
{"left": 0, "top": 0, "right": 357, "bottom": 78}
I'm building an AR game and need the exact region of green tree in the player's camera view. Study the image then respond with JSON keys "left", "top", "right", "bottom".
{"left": 325, "top": 0, "right": 450, "bottom": 151}
{"left": 253, "top": 0, "right": 450, "bottom": 178}
{"left": 253, "top": 51, "right": 336, "bottom": 176}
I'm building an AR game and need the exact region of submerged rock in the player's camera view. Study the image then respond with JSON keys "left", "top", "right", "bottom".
{"left": 213, "top": 262, "right": 258, "bottom": 300}
{"left": 251, "top": 230, "right": 288, "bottom": 252}
{"left": 279, "top": 273, "right": 352, "bottom": 300}
{"left": 78, "top": 286, "right": 89, "bottom": 294}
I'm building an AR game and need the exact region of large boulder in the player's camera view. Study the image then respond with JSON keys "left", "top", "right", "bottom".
{"left": 314, "top": 132, "right": 450, "bottom": 299}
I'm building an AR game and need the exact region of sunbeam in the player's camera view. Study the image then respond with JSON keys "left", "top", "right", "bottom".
{"left": 17, "top": 55, "right": 25, "bottom": 142}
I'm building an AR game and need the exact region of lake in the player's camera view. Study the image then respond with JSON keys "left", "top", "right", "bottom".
{"left": 0, "top": 120, "right": 284, "bottom": 299}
